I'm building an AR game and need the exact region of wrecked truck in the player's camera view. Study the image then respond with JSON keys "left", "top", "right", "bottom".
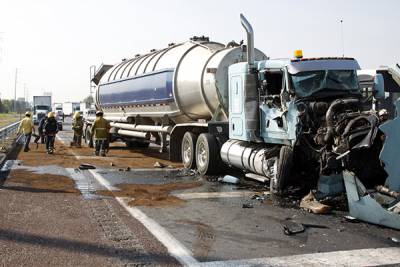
{"left": 88, "top": 14, "right": 390, "bottom": 195}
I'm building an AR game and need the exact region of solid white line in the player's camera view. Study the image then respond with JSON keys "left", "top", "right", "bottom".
{"left": 88, "top": 169, "right": 120, "bottom": 191}
{"left": 88, "top": 169, "right": 198, "bottom": 266}
{"left": 173, "top": 191, "right": 255, "bottom": 200}
{"left": 193, "top": 247, "right": 400, "bottom": 267}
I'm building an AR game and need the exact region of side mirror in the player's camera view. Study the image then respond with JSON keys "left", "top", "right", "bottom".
{"left": 373, "top": 73, "right": 385, "bottom": 99}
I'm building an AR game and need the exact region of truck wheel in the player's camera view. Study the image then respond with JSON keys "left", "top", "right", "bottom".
{"left": 195, "top": 133, "right": 221, "bottom": 175}
{"left": 271, "top": 146, "right": 293, "bottom": 194}
{"left": 181, "top": 132, "right": 198, "bottom": 169}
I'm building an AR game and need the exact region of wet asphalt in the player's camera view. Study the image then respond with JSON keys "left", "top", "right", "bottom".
{"left": 59, "top": 119, "right": 400, "bottom": 262}
{"left": 1, "top": 118, "right": 399, "bottom": 266}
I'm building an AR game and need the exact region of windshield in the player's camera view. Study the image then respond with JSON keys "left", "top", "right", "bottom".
{"left": 291, "top": 70, "right": 360, "bottom": 98}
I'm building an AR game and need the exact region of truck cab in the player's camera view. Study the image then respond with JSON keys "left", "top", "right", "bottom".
{"left": 222, "top": 54, "right": 385, "bottom": 193}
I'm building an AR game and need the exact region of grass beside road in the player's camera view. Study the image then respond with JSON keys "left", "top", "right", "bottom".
{"left": 0, "top": 113, "right": 22, "bottom": 128}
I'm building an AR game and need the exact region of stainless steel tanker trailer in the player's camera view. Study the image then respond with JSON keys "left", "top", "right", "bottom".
{"left": 87, "top": 14, "right": 389, "bottom": 193}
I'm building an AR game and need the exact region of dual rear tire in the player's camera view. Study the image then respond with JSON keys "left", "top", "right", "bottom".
{"left": 181, "top": 132, "right": 221, "bottom": 175}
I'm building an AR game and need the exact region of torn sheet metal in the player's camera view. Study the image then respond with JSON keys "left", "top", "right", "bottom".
{"left": 343, "top": 171, "right": 400, "bottom": 230}
{"left": 379, "top": 99, "right": 400, "bottom": 191}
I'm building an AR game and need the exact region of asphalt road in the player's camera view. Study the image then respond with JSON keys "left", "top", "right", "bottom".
{"left": 0, "top": 118, "right": 399, "bottom": 266}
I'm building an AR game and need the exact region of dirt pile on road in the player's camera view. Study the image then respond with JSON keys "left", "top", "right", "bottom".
{"left": 18, "top": 142, "right": 79, "bottom": 168}
{"left": 97, "top": 181, "right": 202, "bottom": 207}
{"left": 4, "top": 169, "right": 79, "bottom": 194}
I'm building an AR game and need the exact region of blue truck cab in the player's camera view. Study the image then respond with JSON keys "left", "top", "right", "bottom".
{"left": 222, "top": 54, "right": 386, "bottom": 193}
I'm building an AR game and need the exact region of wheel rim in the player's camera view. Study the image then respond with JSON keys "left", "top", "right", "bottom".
{"left": 197, "top": 141, "right": 207, "bottom": 169}
{"left": 182, "top": 138, "right": 192, "bottom": 165}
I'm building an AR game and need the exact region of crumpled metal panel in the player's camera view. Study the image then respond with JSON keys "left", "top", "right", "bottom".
{"left": 343, "top": 171, "right": 400, "bottom": 230}
{"left": 379, "top": 99, "right": 400, "bottom": 191}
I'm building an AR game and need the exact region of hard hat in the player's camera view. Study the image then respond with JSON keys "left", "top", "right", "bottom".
{"left": 48, "top": 111, "right": 55, "bottom": 118}
{"left": 96, "top": 110, "right": 103, "bottom": 116}
{"left": 73, "top": 111, "right": 81, "bottom": 118}
{"left": 25, "top": 111, "right": 31, "bottom": 116}
{"left": 378, "top": 109, "right": 388, "bottom": 116}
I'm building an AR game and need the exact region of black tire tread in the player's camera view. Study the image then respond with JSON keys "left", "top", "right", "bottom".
{"left": 196, "top": 133, "right": 221, "bottom": 175}
{"left": 276, "top": 146, "right": 293, "bottom": 192}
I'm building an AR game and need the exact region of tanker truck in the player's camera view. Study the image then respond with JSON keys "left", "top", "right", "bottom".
{"left": 88, "top": 14, "right": 387, "bottom": 193}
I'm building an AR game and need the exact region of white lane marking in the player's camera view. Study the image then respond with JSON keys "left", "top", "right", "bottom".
{"left": 88, "top": 169, "right": 119, "bottom": 191}
{"left": 88, "top": 169, "right": 198, "bottom": 266}
{"left": 174, "top": 191, "right": 255, "bottom": 200}
{"left": 193, "top": 247, "right": 400, "bottom": 267}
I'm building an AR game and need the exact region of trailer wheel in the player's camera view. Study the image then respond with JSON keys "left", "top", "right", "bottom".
{"left": 181, "top": 132, "right": 198, "bottom": 169}
{"left": 271, "top": 146, "right": 293, "bottom": 194}
{"left": 195, "top": 133, "right": 221, "bottom": 175}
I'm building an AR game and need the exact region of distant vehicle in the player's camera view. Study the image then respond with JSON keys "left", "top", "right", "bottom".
{"left": 63, "top": 102, "right": 80, "bottom": 116}
{"left": 63, "top": 102, "right": 73, "bottom": 116}
{"left": 53, "top": 103, "right": 64, "bottom": 117}
{"left": 33, "top": 95, "right": 52, "bottom": 124}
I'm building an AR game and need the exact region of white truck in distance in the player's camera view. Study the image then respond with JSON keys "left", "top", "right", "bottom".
{"left": 33, "top": 95, "right": 52, "bottom": 124}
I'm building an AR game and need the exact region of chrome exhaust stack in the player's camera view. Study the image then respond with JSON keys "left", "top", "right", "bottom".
{"left": 240, "top": 13, "right": 255, "bottom": 69}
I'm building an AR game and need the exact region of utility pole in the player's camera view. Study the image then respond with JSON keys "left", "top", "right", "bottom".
{"left": 340, "top": 19, "right": 344, "bottom": 57}
{"left": 24, "top": 83, "right": 27, "bottom": 110}
{"left": 14, "top": 68, "right": 18, "bottom": 112}
{"left": 0, "top": 32, "right": 4, "bottom": 63}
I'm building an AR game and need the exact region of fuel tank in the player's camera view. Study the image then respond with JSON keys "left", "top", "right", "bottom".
{"left": 95, "top": 37, "right": 267, "bottom": 123}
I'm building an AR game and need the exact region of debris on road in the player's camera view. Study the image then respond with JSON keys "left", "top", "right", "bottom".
{"left": 153, "top": 161, "right": 166, "bottom": 168}
{"left": 282, "top": 221, "right": 305, "bottom": 236}
{"left": 343, "top": 171, "right": 400, "bottom": 230}
{"left": 343, "top": 215, "right": 359, "bottom": 223}
{"left": 79, "top": 164, "right": 96, "bottom": 170}
{"left": 219, "top": 175, "right": 239, "bottom": 184}
{"left": 389, "top": 237, "right": 400, "bottom": 243}
{"left": 5, "top": 169, "right": 79, "bottom": 194}
{"left": 299, "top": 191, "right": 332, "bottom": 214}
{"left": 242, "top": 203, "right": 254, "bottom": 209}
{"left": 251, "top": 193, "right": 268, "bottom": 203}
{"left": 375, "top": 185, "right": 400, "bottom": 199}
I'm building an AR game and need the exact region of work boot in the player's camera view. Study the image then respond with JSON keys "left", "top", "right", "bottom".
{"left": 95, "top": 151, "right": 99, "bottom": 156}
{"left": 100, "top": 151, "right": 106, "bottom": 157}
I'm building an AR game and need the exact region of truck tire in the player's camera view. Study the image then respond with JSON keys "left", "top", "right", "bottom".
{"left": 195, "top": 133, "right": 221, "bottom": 175}
{"left": 272, "top": 146, "right": 293, "bottom": 194}
{"left": 181, "top": 132, "right": 198, "bottom": 169}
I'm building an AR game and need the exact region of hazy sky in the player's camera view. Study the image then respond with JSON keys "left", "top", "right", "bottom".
{"left": 0, "top": 0, "right": 399, "bottom": 103}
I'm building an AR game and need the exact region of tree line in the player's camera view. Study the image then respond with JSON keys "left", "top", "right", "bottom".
{"left": 0, "top": 98, "right": 30, "bottom": 113}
